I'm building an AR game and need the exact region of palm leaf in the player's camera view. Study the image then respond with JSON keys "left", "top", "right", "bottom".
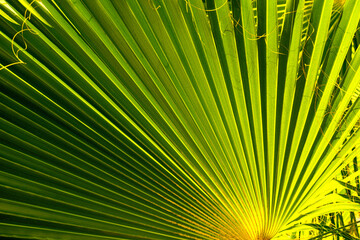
{"left": 1, "top": 0, "right": 360, "bottom": 239}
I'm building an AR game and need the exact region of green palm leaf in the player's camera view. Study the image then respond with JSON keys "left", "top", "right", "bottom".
{"left": 1, "top": 0, "right": 360, "bottom": 239}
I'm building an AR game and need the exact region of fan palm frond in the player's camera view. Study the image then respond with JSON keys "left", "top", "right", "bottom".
{"left": 1, "top": 0, "right": 360, "bottom": 239}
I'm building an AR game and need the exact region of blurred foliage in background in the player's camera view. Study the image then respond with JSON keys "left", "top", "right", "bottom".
{"left": 1, "top": 0, "right": 360, "bottom": 239}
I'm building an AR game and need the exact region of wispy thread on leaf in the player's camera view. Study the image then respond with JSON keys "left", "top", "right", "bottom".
{"left": 0, "top": 0, "right": 39, "bottom": 71}
{"left": 149, "top": 0, "right": 161, "bottom": 11}
{"left": 184, "top": 0, "right": 228, "bottom": 13}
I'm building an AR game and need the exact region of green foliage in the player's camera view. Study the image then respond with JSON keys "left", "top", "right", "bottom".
{"left": 0, "top": 0, "right": 360, "bottom": 239}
